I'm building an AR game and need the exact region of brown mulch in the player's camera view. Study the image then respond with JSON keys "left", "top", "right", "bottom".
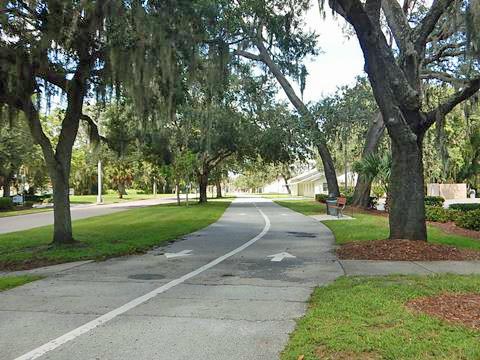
{"left": 351, "top": 207, "right": 480, "bottom": 240}
{"left": 406, "top": 293, "right": 480, "bottom": 330}
{"left": 429, "top": 221, "right": 480, "bottom": 240}
{"left": 337, "top": 239, "right": 480, "bottom": 261}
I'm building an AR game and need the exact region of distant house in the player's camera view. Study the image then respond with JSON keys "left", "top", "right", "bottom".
{"left": 288, "top": 169, "right": 327, "bottom": 197}
{"left": 261, "top": 177, "right": 290, "bottom": 194}
{"left": 288, "top": 169, "right": 357, "bottom": 198}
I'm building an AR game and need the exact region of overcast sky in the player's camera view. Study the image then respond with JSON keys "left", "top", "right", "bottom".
{"left": 289, "top": 2, "right": 366, "bottom": 104}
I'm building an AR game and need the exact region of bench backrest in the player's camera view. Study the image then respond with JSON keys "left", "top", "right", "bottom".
{"left": 337, "top": 197, "right": 347, "bottom": 206}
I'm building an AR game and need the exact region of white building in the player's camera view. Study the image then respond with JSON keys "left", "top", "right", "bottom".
{"left": 261, "top": 177, "right": 290, "bottom": 194}
{"left": 287, "top": 169, "right": 327, "bottom": 197}
{"left": 288, "top": 169, "right": 357, "bottom": 198}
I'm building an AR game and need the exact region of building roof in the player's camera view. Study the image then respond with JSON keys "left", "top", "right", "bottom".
{"left": 288, "top": 169, "right": 357, "bottom": 186}
{"left": 288, "top": 169, "right": 324, "bottom": 185}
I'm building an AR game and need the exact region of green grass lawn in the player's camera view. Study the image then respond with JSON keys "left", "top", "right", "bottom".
{"left": 0, "top": 207, "right": 52, "bottom": 218}
{"left": 274, "top": 200, "right": 480, "bottom": 250}
{"left": 260, "top": 194, "right": 302, "bottom": 199}
{"left": 0, "top": 201, "right": 230, "bottom": 270}
{"left": 69, "top": 193, "right": 173, "bottom": 204}
{"left": 275, "top": 200, "right": 327, "bottom": 215}
{"left": 0, "top": 275, "right": 42, "bottom": 292}
{"left": 282, "top": 274, "right": 480, "bottom": 360}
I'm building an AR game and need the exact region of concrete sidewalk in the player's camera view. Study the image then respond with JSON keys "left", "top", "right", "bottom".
{"left": 340, "top": 259, "right": 480, "bottom": 276}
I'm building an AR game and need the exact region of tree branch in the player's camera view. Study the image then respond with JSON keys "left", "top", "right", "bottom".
{"left": 420, "top": 71, "right": 467, "bottom": 85}
{"left": 414, "top": 0, "right": 453, "bottom": 51}
{"left": 381, "top": 0, "right": 412, "bottom": 52}
{"left": 424, "top": 42, "right": 465, "bottom": 64}
{"left": 22, "top": 98, "right": 56, "bottom": 166}
{"left": 424, "top": 77, "right": 480, "bottom": 129}
{"left": 80, "top": 114, "right": 108, "bottom": 145}
{"left": 254, "top": 38, "right": 310, "bottom": 116}
{"left": 232, "top": 49, "right": 262, "bottom": 62}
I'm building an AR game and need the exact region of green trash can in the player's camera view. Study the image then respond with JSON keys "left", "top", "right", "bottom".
{"left": 326, "top": 198, "right": 338, "bottom": 216}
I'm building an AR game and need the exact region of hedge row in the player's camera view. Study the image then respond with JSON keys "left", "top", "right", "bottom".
{"left": 449, "top": 203, "right": 480, "bottom": 212}
{"left": 0, "top": 197, "right": 13, "bottom": 210}
{"left": 426, "top": 206, "right": 480, "bottom": 231}
{"left": 425, "top": 206, "right": 460, "bottom": 223}
{"left": 424, "top": 196, "right": 445, "bottom": 207}
{"left": 455, "top": 209, "right": 480, "bottom": 231}
{"left": 315, "top": 193, "right": 354, "bottom": 205}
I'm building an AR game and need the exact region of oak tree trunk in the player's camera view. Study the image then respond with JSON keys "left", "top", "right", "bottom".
{"left": 281, "top": 174, "right": 291, "bottom": 195}
{"left": 316, "top": 142, "right": 340, "bottom": 197}
{"left": 51, "top": 163, "right": 74, "bottom": 245}
{"left": 215, "top": 179, "right": 222, "bottom": 198}
{"left": 175, "top": 179, "right": 181, "bottom": 206}
{"left": 117, "top": 183, "right": 127, "bottom": 199}
{"left": 388, "top": 137, "right": 427, "bottom": 240}
{"left": 352, "top": 113, "right": 385, "bottom": 207}
{"left": 250, "top": 41, "right": 340, "bottom": 199}
{"left": 198, "top": 172, "right": 208, "bottom": 204}
{"left": 352, "top": 176, "right": 372, "bottom": 208}
{"left": 2, "top": 179, "right": 11, "bottom": 197}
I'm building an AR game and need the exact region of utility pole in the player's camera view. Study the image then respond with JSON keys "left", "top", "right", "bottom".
{"left": 343, "top": 128, "right": 348, "bottom": 193}
{"left": 97, "top": 160, "right": 103, "bottom": 204}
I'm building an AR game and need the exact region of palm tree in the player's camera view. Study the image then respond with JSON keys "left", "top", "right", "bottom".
{"left": 353, "top": 153, "right": 392, "bottom": 211}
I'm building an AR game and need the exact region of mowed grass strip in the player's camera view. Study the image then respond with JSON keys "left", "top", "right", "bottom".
{"left": 0, "top": 208, "right": 52, "bottom": 218}
{"left": 0, "top": 275, "right": 42, "bottom": 292}
{"left": 275, "top": 200, "right": 327, "bottom": 215}
{"left": 0, "top": 201, "right": 230, "bottom": 270}
{"left": 274, "top": 200, "right": 480, "bottom": 250}
{"left": 69, "top": 193, "right": 172, "bottom": 204}
{"left": 282, "top": 274, "right": 480, "bottom": 360}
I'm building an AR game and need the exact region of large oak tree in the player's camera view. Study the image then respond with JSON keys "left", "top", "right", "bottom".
{"left": 0, "top": 1, "right": 129, "bottom": 244}
{"left": 326, "top": 0, "right": 480, "bottom": 240}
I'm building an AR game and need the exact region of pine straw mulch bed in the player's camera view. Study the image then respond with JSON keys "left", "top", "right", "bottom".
{"left": 406, "top": 293, "right": 480, "bottom": 331}
{"left": 337, "top": 239, "right": 480, "bottom": 261}
{"left": 429, "top": 221, "right": 480, "bottom": 240}
{"left": 351, "top": 207, "right": 480, "bottom": 240}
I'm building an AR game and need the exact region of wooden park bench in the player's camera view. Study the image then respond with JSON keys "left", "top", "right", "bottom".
{"left": 330, "top": 197, "right": 347, "bottom": 218}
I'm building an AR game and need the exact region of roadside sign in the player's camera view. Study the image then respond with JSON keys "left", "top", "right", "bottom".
{"left": 12, "top": 194, "right": 24, "bottom": 204}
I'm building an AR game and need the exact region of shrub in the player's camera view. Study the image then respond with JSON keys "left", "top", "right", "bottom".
{"left": 24, "top": 194, "right": 51, "bottom": 202}
{"left": 0, "top": 197, "right": 13, "bottom": 210}
{"left": 425, "top": 206, "right": 460, "bottom": 223}
{"left": 424, "top": 196, "right": 445, "bottom": 207}
{"left": 449, "top": 203, "right": 480, "bottom": 212}
{"left": 345, "top": 195, "right": 354, "bottom": 205}
{"left": 455, "top": 209, "right": 480, "bottom": 231}
{"left": 315, "top": 194, "right": 328, "bottom": 203}
{"left": 24, "top": 201, "right": 35, "bottom": 208}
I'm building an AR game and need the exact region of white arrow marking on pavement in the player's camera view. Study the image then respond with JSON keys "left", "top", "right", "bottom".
{"left": 165, "top": 249, "right": 193, "bottom": 259}
{"left": 267, "top": 252, "right": 296, "bottom": 262}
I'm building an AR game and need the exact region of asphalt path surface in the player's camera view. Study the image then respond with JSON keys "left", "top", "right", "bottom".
{"left": 1, "top": 197, "right": 342, "bottom": 360}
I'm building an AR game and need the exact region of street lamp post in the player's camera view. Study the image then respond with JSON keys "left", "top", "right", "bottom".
{"left": 97, "top": 160, "right": 103, "bottom": 204}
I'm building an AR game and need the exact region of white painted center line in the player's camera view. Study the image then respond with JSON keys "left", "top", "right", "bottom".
{"left": 14, "top": 203, "right": 271, "bottom": 360}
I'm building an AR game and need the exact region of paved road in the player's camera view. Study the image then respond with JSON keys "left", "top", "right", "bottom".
{"left": 0, "top": 197, "right": 182, "bottom": 234}
{"left": 0, "top": 197, "right": 342, "bottom": 360}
